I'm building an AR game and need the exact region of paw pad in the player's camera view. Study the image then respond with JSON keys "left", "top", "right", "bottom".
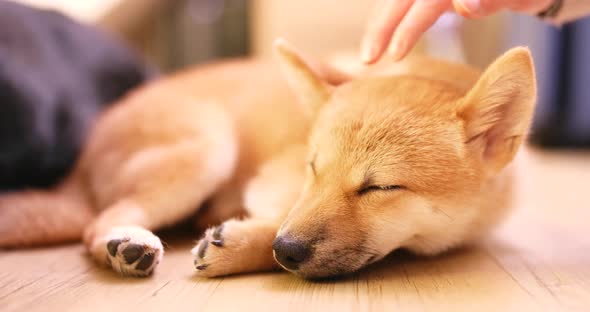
{"left": 106, "top": 237, "right": 161, "bottom": 276}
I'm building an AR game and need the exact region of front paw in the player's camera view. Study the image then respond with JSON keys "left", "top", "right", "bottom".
{"left": 96, "top": 226, "right": 163, "bottom": 277}
{"left": 191, "top": 219, "right": 279, "bottom": 277}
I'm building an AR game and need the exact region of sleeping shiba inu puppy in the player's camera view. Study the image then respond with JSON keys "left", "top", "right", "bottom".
{"left": 0, "top": 39, "right": 536, "bottom": 279}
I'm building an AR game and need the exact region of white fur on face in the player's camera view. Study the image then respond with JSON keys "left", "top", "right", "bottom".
{"left": 363, "top": 196, "right": 431, "bottom": 257}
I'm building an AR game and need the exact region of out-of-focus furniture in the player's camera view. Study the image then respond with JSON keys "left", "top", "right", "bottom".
{"left": 250, "top": 0, "right": 377, "bottom": 58}
{"left": 14, "top": 0, "right": 168, "bottom": 38}
{"left": 13, "top": 0, "right": 175, "bottom": 69}
{"left": 15, "top": 0, "right": 124, "bottom": 23}
{"left": 509, "top": 14, "right": 590, "bottom": 148}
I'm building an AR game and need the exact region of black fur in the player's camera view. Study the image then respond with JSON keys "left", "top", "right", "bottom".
{"left": 0, "top": 1, "right": 155, "bottom": 190}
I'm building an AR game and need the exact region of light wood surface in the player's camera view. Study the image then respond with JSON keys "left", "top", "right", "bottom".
{"left": 1, "top": 148, "right": 589, "bottom": 312}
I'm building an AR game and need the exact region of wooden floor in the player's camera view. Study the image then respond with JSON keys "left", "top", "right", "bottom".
{"left": 1, "top": 148, "right": 589, "bottom": 312}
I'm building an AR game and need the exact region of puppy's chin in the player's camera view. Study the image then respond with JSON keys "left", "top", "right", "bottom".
{"left": 287, "top": 250, "right": 378, "bottom": 280}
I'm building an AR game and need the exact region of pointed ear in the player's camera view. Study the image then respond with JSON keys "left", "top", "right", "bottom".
{"left": 273, "top": 38, "right": 332, "bottom": 115}
{"left": 458, "top": 47, "right": 537, "bottom": 175}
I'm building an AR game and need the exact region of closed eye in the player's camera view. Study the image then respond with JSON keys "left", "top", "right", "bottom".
{"left": 357, "top": 185, "right": 404, "bottom": 196}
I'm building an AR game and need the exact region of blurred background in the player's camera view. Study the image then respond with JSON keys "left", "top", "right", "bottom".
{"left": 12, "top": 0, "right": 590, "bottom": 148}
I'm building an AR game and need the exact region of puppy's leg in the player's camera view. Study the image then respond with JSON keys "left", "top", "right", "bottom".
{"left": 193, "top": 182, "right": 246, "bottom": 231}
{"left": 86, "top": 135, "right": 238, "bottom": 277}
{"left": 193, "top": 145, "right": 306, "bottom": 277}
{"left": 84, "top": 201, "right": 164, "bottom": 277}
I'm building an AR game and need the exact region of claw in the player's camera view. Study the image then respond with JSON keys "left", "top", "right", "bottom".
{"left": 213, "top": 224, "right": 224, "bottom": 240}
{"left": 196, "top": 239, "right": 208, "bottom": 259}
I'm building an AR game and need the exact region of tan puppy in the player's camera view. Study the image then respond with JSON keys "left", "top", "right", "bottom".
{"left": 0, "top": 39, "right": 536, "bottom": 278}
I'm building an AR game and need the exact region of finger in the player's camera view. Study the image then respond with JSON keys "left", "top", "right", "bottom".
{"left": 504, "top": 0, "right": 554, "bottom": 14}
{"left": 453, "top": 0, "right": 480, "bottom": 17}
{"left": 453, "top": 0, "right": 504, "bottom": 17}
{"left": 390, "top": 0, "right": 452, "bottom": 61}
{"left": 361, "top": 0, "right": 414, "bottom": 64}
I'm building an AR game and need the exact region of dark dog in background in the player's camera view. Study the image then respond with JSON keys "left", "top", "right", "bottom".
{"left": 0, "top": 1, "right": 154, "bottom": 190}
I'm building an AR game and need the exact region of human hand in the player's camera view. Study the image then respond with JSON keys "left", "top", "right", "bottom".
{"left": 360, "top": 0, "right": 554, "bottom": 64}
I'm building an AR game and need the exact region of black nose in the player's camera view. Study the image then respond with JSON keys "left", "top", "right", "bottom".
{"left": 272, "top": 235, "right": 312, "bottom": 270}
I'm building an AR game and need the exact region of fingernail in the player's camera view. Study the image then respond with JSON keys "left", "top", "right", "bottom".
{"left": 458, "top": 0, "right": 482, "bottom": 16}
{"left": 361, "top": 40, "right": 377, "bottom": 64}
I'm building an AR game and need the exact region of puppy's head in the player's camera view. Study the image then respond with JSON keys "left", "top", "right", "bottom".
{"left": 272, "top": 39, "right": 536, "bottom": 278}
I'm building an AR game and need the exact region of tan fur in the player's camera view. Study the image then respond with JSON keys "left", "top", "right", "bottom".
{"left": 0, "top": 175, "right": 93, "bottom": 247}
{"left": 0, "top": 41, "right": 536, "bottom": 279}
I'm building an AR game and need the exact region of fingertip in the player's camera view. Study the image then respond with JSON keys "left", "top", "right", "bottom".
{"left": 361, "top": 0, "right": 414, "bottom": 64}
{"left": 453, "top": 0, "right": 482, "bottom": 18}
{"left": 361, "top": 43, "right": 378, "bottom": 64}
{"left": 390, "top": 38, "right": 408, "bottom": 62}
{"left": 360, "top": 41, "right": 375, "bottom": 64}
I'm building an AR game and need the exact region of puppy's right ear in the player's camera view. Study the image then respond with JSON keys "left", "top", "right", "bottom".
{"left": 273, "top": 38, "right": 331, "bottom": 115}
